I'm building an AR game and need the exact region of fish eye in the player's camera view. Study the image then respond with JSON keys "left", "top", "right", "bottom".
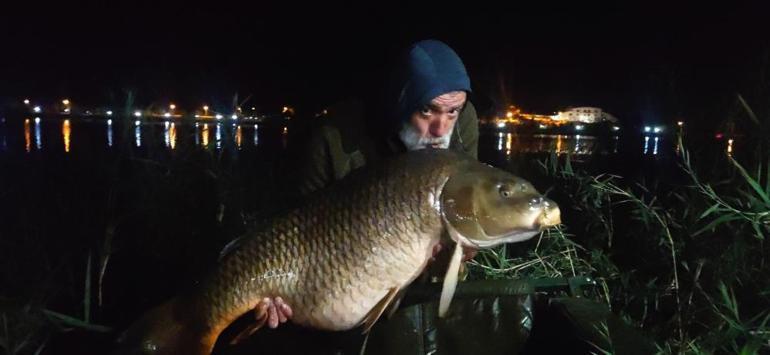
{"left": 499, "top": 185, "right": 513, "bottom": 198}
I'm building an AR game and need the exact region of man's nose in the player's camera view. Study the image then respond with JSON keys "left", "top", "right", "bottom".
{"left": 428, "top": 116, "right": 452, "bottom": 137}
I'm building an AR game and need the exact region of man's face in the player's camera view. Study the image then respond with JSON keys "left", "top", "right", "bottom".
{"left": 399, "top": 91, "right": 467, "bottom": 150}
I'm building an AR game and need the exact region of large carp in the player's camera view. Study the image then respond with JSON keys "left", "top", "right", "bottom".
{"left": 115, "top": 149, "right": 561, "bottom": 354}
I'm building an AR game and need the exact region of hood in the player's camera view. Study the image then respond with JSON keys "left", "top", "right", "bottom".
{"left": 389, "top": 39, "right": 472, "bottom": 124}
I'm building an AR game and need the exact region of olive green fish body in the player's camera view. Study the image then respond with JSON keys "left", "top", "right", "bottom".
{"left": 115, "top": 150, "right": 560, "bottom": 355}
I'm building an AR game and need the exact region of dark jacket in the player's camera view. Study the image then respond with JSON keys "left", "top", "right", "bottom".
{"left": 297, "top": 39, "right": 479, "bottom": 196}
{"left": 296, "top": 99, "right": 478, "bottom": 196}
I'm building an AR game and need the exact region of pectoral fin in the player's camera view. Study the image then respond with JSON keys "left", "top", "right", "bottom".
{"left": 438, "top": 241, "right": 463, "bottom": 317}
{"left": 361, "top": 287, "right": 400, "bottom": 334}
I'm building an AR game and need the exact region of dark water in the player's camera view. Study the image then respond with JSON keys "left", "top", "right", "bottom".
{"left": 0, "top": 115, "right": 731, "bottom": 353}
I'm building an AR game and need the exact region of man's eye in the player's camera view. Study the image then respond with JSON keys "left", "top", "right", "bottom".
{"left": 420, "top": 108, "right": 432, "bottom": 116}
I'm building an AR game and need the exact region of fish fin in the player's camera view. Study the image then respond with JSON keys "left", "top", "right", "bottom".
{"left": 385, "top": 289, "right": 407, "bottom": 318}
{"left": 439, "top": 241, "right": 463, "bottom": 317}
{"left": 228, "top": 299, "right": 272, "bottom": 345}
{"left": 361, "top": 287, "right": 399, "bottom": 334}
{"left": 115, "top": 299, "right": 213, "bottom": 355}
{"left": 219, "top": 236, "right": 244, "bottom": 260}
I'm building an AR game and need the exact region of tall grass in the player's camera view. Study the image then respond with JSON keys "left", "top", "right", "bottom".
{"left": 468, "top": 99, "right": 770, "bottom": 353}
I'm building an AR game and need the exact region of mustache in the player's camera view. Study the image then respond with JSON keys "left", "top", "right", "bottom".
{"left": 400, "top": 124, "right": 454, "bottom": 150}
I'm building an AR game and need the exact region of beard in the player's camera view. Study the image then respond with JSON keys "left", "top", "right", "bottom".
{"left": 398, "top": 123, "right": 454, "bottom": 151}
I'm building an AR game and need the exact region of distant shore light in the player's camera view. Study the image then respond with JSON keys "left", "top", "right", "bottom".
{"left": 106, "top": 110, "right": 113, "bottom": 116}
{"left": 23, "top": 99, "right": 30, "bottom": 105}
{"left": 215, "top": 114, "right": 223, "bottom": 120}
{"left": 33, "top": 106, "right": 42, "bottom": 113}
{"left": 134, "top": 111, "right": 142, "bottom": 117}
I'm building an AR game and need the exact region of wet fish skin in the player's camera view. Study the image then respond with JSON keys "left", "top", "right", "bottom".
{"left": 115, "top": 149, "right": 560, "bottom": 355}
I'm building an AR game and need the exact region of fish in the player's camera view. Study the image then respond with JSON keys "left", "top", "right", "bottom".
{"left": 114, "top": 149, "right": 561, "bottom": 355}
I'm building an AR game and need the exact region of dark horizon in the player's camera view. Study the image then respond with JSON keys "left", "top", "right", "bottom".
{"left": 2, "top": 4, "right": 769, "bottom": 129}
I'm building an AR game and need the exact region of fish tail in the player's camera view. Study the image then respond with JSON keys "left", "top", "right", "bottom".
{"left": 114, "top": 299, "right": 218, "bottom": 355}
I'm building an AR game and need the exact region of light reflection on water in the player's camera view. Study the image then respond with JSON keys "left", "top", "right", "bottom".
{"left": 254, "top": 124, "right": 259, "bottom": 146}
{"left": 163, "top": 122, "right": 177, "bottom": 150}
{"left": 642, "top": 135, "right": 660, "bottom": 155}
{"left": 494, "top": 133, "right": 605, "bottom": 156}
{"left": 34, "top": 118, "right": 42, "bottom": 150}
{"left": 201, "top": 123, "right": 210, "bottom": 147}
{"left": 107, "top": 120, "right": 113, "bottom": 148}
{"left": 24, "top": 119, "right": 31, "bottom": 152}
{"left": 235, "top": 124, "right": 242, "bottom": 149}
{"left": 62, "top": 119, "right": 71, "bottom": 153}
{"left": 216, "top": 123, "right": 222, "bottom": 150}
{"left": 135, "top": 123, "right": 142, "bottom": 147}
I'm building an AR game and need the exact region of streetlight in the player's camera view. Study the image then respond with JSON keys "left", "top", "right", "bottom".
{"left": 62, "top": 99, "right": 70, "bottom": 106}
{"left": 203, "top": 105, "right": 209, "bottom": 115}
{"left": 23, "top": 99, "right": 30, "bottom": 105}
{"left": 169, "top": 104, "right": 176, "bottom": 111}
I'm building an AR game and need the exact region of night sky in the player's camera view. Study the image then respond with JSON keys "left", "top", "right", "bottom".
{"left": 2, "top": 4, "right": 768, "bottom": 128}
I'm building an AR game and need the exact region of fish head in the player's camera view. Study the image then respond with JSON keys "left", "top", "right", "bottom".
{"left": 440, "top": 164, "right": 561, "bottom": 249}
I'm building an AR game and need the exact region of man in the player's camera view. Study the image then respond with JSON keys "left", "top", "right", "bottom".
{"left": 296, "top": 39, "right": 478, "bottom": 196}
{"left": 234, "top": 40, "right": 652, "bottom": 355}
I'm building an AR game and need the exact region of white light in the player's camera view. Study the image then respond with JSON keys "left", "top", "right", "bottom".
{"left": 23, "top": 99, "right": 30, "bottom": 105}
{"left": 612, "top": 126, "right": 620, "bottom": 131}
{"left": 164, "top": 112, "right": 171, "bottom": 118}
{"left": 33, "top": 106, "right": 42, "bottom": 113}
{"left": 134, "top": 111, "right": 142, "bottom": 117}
{"left": 496, "top": 122, "right": 506, "bottom": 128}
{"left": 644, "top": 126, "right": 651, "bottom": 133}
{"left": 194, "top": 114, "right": 200, "bottom": 118}
{"left": 539, "top": 124, "right": 547, "bottom": 129}
{"left": 215, "top": 114, "right": 223, "bottom": 120}
{"left": 654, "top": 126, "right": 662, "bottom": 133}
{"left": 575, "top": 124, "right": 584, "bottom": 131}
{"left": 135, "top": 120, "right": 141, "bottom": 126}
{"left": 231, "top": 114, "right": 238, "bottom": 120}
{"left": 107, "top": 119, "right": 112, "bottom": 125}
{"left": 164, "top": 121, "right": 170, "bottom": 128}
{"left": 106, "top": 110, "right": 113, "bottom": 116}
{"left": 34, "top": 117, "right": 41, "bottom": 124}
